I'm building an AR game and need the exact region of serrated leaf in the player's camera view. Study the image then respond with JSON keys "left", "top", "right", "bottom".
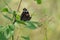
{"left": 3, "top": 14, "right": 13, "bottom": 21}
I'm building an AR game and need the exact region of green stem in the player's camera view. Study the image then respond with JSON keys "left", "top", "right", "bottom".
{"left": 12, "top": 0, "right": 22, "bottom": 40}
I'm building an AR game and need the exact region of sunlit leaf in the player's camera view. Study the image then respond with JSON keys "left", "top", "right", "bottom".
{"left": 16, "top": 15, "right": 20, "bottom": 20}
{"left": 1, "top": 8, "right": 12, "bottom": 14}
{"left": 1, "top": 8, "right": 8, "bottom": 12}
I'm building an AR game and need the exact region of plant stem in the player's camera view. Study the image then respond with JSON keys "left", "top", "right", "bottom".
{"left": 12, "top": 0, "right": 22, "bottom": 40}
{"left": 13, "top": 0, "right": 22, "bottom": 24}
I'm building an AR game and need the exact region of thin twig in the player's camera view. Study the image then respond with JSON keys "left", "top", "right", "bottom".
{"left": 17, "top": 0, "right": 22, "bottom": 12}
{"left": 12, "top": 0, "right": 22, "bottom": 39}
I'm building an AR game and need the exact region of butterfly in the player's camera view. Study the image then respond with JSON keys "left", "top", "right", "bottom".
{"left": 20, "top": 8, "right": 31, "bottom": 21}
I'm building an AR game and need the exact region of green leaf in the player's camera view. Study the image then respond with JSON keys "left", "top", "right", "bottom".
{"left": 3, "top": 14, "right": 13, "bottom": 21}
{"left": 1, "top": 8, "right": 9, "bottom": 12}
{"left": 4, "top": 31, "right": 14, "bottom": 39}
{"left": 0, "top": 25, "right": 8, "bottom": 32}
{"left": 13, "top": 11, "right": 16, "bottom": 17}
{"left": 4, "top": 25, "right": 14, "bottom": 39}
{"left": 0, "top": 32, "right": 7, "bottom": 40}
{"left": 6, "top": 28, "right": 10, "bottom": 35}
{"left": 8, "top": 24, "right": 15, "bottom": 31}
{"left": 30, "top": 21, "right": 42, "bottom": 27}
{"left": 25, "top": 21, "right": 37, "bottom": 29}
{"left": 21, "top": 36, "right": 30, "bottom": 40}
{"left": 13, "top": 11, "right": 16, "bottom": 20}
{"left": 16, "top": 21, "right": 41, "bottom": 29}
{"left": 1, "top": 8, "right": 12, "bottom": 14}
{"left": 36, "top": 0, "right": 41, "bottom": 4}
{"left": 16, "top": 20, "right": 26, "bottom": 25}
{"left": 5, "top": 25, "right": 14, "bottom": 35}
{"left": 16, "top": 15, "right": 20, "bottom": 20}
{"left": 16, "top": 21, "right": 36, "bottom": 29}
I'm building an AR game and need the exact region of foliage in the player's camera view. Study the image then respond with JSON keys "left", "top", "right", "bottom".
{"left": 0, "top": 25, "right": 14, "bottom": 40}
{"left": 35, "top": 0, "right": 41, "bottom": 4}
{"left": 21, "top": 36, "right": 30, "bottom": 40}
{"left": 0, "top": 0, "right": 42, "bottom": 40}
{"left": 0, "top": 32, "right": 8, "bottom": 40}
{"left": 0, "top": 7, "right": 42, "bottom": 40}
{"left": 1, "top": 8, "right": 9, "bottom": 12}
